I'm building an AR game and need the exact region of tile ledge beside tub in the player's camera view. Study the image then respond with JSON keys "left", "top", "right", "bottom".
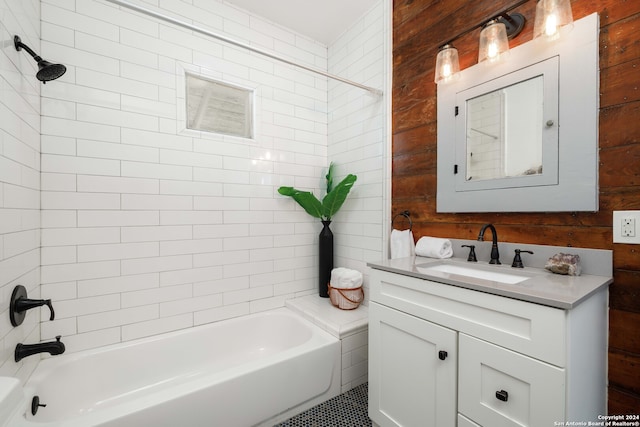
{"left": 286, "top": 295, "right": 369, "bottom": 393}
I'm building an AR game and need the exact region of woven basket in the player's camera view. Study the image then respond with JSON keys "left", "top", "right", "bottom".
{"left": 328, "top": 283, "right": 364, "bottom": 310}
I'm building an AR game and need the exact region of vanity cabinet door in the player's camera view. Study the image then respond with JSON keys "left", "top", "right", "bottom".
{"left": 369, "top": 302, "right": 457, "bottom": 427}
{"left": 458, "top": 334, "right": 565, "bottom": 426}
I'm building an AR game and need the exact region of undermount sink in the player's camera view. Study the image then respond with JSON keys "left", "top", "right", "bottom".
{"left": 415, "top": 262, "right": 532, "bottom": 285}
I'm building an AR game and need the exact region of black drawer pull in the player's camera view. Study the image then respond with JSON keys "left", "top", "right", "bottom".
{"left": 438, "top": 350, "right": 448, "bottom": 360}
{"left": 495, "top": 390, "right": 509, "bottom": 402}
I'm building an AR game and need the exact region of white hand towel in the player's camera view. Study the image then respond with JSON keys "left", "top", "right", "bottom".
{"left": 390, "top": 229, "right": 415, "bottom": 259}
{"left": 415, "top": 236, "right": 453, "bottom": 259}
{"left": 330, "top": 267, "right": 363, "bottom": 289}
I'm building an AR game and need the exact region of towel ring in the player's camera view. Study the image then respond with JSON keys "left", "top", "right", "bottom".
{"left": 392, "top": 210, "right": 412, "bottom": 231}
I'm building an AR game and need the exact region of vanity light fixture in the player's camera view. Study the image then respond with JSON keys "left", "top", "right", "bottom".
{"left": 478, "top": 20, "right": 510, "bottom": 63}
{"left": 433, "top": 0, "right": 574, "bottom": 84}
{"left": 434, "top": 44, "right": 460, "bottom": 84}
{"left": 433, "top": 0, "right": 527, "bottom": 84}
{"left": 533, "top": 0, "right": 574, "bottom": 40}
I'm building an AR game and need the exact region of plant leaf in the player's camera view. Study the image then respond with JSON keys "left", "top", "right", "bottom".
{"left": 325, "top": 162, "right": 334, "bottom": 194}
{"left": 278, "top": 186, "right": 324, "bottom": 219}
{"left": 291, "top": 191, "right": 324, "bottom": 218}
{"left": 322, "top": 174, "right": 357, "bottom": 220}
{"left": 278, "top": 187, "right": 297, "bottom": 196}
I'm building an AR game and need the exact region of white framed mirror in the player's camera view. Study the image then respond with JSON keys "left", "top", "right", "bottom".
{"left": 437, "top": 13, "right": 599, "bottom": 212}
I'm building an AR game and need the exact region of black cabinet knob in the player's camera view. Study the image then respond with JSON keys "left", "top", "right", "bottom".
{"left": 438, "top": 350, "right": 448, "bottom": 360}
{"left": 495, "top": 390, "right": 509, "bottom": 402}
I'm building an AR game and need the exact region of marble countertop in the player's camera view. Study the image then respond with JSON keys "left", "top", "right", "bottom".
{"left": 368, "top": 255, "right": 612, "bottom": 309}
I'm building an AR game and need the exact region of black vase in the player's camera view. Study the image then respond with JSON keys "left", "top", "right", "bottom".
{"left": 319, "top": 220, "right": 333, "bottom": 298}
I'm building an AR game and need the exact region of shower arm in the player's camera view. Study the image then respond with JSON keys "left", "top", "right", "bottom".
{"left": 102, "top": 0, "right": 383, "bottom": 97}
{"left": 14, "top": 36, "right": 43, "bottom": 62}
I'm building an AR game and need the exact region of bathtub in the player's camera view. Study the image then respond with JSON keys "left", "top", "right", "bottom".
{"left": 6, "top": 308, "right": 341, "bottom": 427}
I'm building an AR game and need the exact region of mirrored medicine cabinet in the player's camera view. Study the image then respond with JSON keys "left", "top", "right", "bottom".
{"left": 437, "top": 13, "right": 599, "bottom": 212}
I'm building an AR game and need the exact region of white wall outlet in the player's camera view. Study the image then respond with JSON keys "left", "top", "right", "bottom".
{"left": 613, "top": 211, "right": 640, "bottom": 244}
{"left": 622, "top": 218, "right": 635, "bottom": 237}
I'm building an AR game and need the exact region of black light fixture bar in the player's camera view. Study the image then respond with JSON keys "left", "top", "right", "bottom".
{"left": 440, "top": 0, "right": 528, "bottom": 48}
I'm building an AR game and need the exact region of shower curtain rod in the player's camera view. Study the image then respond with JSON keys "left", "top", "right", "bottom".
{"left": 103, "top": 0, "right": 383, "bottom": 96}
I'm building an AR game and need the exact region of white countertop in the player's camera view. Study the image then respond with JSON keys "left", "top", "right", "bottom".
{"left": 368, "top": 255, "right": 612, "bottom": 309}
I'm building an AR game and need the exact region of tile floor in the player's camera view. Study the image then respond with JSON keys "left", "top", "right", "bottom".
{"left": 273, "top": 382, "right": 371, "bottom": 427}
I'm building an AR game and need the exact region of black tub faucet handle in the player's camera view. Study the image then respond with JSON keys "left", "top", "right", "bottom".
{"left": 44, "top": 300, "right": 55, "bottom": 321}
{"left": 10, "top": 285, "right": 56, "bottom": 326}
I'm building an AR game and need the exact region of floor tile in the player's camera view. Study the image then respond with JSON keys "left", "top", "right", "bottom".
{"left": 273, "top": 382, "right": 371, "bottom": 427}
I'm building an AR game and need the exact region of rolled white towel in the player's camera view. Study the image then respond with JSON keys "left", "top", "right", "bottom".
{"left": 415, "top": 236, "right": 453, "bottom": 259}
{"left": 390, "top": 229, "right": 415, "bottom": 259}
{"left": 330, "top": 267, "right": 363, "bottom": 289}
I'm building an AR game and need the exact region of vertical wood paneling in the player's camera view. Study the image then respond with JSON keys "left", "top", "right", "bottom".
{"left": 392, "top": 0, "right": 640, "bottom": 412}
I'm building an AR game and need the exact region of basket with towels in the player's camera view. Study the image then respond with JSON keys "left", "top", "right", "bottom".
{"left": 328, "top": 267, "right": 364, "bottom": 310}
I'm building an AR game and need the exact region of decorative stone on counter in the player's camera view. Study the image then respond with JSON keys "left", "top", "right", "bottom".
{"left": 545, "top": 253, "right": 582, "bottom": 276}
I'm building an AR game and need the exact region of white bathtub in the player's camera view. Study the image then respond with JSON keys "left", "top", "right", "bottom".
{"left": 7, "top": 308, "right": 341, "bottom": 427}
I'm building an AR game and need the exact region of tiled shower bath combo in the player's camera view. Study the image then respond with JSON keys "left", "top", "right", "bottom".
{"left": 0, "top": 0, "right": 387, "bottom": 425}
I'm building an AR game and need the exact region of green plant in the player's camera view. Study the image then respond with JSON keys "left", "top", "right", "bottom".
{"left": 278, "top": 163, "right": 357, "bottom": 221}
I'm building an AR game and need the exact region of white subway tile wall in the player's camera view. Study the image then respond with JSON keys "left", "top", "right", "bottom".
{"left": 341, "top": 329, "right": 369, "bottom": 392}
{"left": 328, "top": 2, "right": 387, "bottom": 296}
{"left": 0, "top": 0, "right": 42, "bottom": 379}
{"left": 1, "top": 0, "right": 386, "bottom": 363}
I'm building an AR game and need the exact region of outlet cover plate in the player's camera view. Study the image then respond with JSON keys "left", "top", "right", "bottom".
{"left": 613, "top": 210, "right": 640, "bottom": 244}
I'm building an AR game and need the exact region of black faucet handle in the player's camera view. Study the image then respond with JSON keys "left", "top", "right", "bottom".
{"left": 11, "top": 291, "right": 55, "bottom": 323}
{"left": 461, "top": 245, "right": 477, "bottom": 262}
{"left": 512, "top": 249, "right": 534, "bottom": 268}
{"left": 45, "top": 300, "right": 55, "bottom": 321}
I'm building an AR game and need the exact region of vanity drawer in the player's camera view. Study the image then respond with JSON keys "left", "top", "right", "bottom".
{"left": 458, "top": 414, "right": 482, "bottom": 427}
{"left": 458, "top": 334, "right": 565, "bottom": 427}
{"left": 371, "top": 270, "right": 566, "bottom": 366}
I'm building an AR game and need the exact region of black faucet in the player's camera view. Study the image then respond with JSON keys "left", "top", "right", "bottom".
{"left": 15, "top": 336, "right": 65, "bottom": 362}
{"left": 477, "top": 224, "right": 501, "bottom": 264}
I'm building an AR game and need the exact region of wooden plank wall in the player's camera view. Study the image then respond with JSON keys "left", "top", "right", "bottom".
{"left": 392, "top": 0, "right": 640, "bottom": 413}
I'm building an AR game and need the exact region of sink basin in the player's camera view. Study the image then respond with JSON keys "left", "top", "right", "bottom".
{"left": 416, "top": 262, "right": 531, "bottom": 284}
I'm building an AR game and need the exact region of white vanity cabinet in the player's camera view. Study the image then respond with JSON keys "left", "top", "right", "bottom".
{"left": 368, "top": 266, "right": 609, "bottom": 427}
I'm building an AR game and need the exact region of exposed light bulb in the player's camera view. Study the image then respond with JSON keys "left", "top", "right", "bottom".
{"left": 487, "top": 42, "right": 499, "bottom": 59}
{"left": 434, "top": 45, "right": 460, "bottom": 84}
{"left": 478, "top": 20, "right": 509, "bottom": 64}
{"left": 534, "top": 0, "right": 573, "bottom": 41}
{"left": 442, "top": 63, "right": 452, "bottom": 78}
{"left": 545, "top": 13, "right": 559, "bottom": 36}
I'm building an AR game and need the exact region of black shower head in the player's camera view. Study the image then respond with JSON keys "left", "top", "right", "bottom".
{"left": 35, "top": 60, "right": 67, "bottom": 82}
{"left": 14, "top": 35, "right": 66, "bottom": 83}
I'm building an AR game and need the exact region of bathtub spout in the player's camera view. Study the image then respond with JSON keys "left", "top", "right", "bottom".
{"left": 15, "top": 335, "right": 65, "bottom": 362}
